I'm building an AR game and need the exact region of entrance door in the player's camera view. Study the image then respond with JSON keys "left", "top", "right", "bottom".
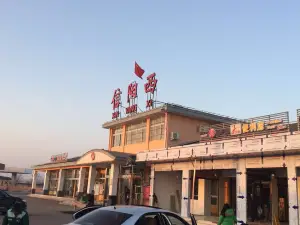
{"left": 211, "top": 180, "right": 219, "bottom": 216}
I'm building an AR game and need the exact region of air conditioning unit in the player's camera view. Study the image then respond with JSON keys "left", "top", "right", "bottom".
{"left": 170, "top": 132, "right": 179, "bottom": 141}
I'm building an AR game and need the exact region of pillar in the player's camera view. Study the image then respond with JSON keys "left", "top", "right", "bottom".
{"left": 287, "top": 157, "right": 299, "bottom": 225}
{"left": 236, "top": 158, "right": 247, "bottom": 225}
{"left": 43, "top": 170, "right": 50, "bottom": 195}
{"left": 11, "top": 173, "right": 17, "bottom": 186}
{"left": 271, "top": 175, "right": 278, "bottom": 223}
{"left": 149, "top": 165, "right": 155, "bottom": 206}
{"left": 31, "top": 170, "right": 37, "bottom": 194}
{"left": 181, "top": 169, "right": 191, "bottom": 218}
{"left": 219, "top": 178, "right": 225, "bottom": 213}
{"left": 57, "top": 169, "right": 65, "bottom": 197}
{"left": 87, "top": 165, "right": 96, "bottom": 195}
{"left": 76, "top": 167, "right": 86, "bottom": 199}
{"left": 108, "top": 163, "right": 119, "bottom": 205}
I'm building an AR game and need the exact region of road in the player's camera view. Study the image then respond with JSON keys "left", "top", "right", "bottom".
{"left": 0, "top": 194, "right": 75, "bottom": 225}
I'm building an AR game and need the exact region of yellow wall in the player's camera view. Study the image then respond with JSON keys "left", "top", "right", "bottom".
{"left": 109, "top": 116, "right": 166, "bottom": 154}
{"left": 167, "top": 113, "right": 209, "bottom": 147}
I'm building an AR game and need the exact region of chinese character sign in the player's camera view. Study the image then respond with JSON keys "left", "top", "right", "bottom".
{"left": 126, "top": 82, "right": 138, "bottom": 114}
{"left": 144, "top": 73, "right": 158, "bottom": 109}
{"left": 127, "top": 82, "right": 138, "bottom": 103}
{"left": 111, "top": 88, "right": 122, "bottom": 119}
{"left": 144, "top": 73, "right": 157, "bottom": 94}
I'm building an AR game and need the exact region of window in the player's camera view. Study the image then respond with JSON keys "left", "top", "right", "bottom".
{"left": 0, "top": 190, "right": 7, "bottom": 198}
{"left": 150, "top": 116, "right": 165, "bottom": 141}
{"left": 161, "top": 213, "right": 189, "bottom": 225}
{"left": 126, "top": 121, "right": 146, "bottom": 144}
{"left": 135, "top": 213, "right": 161, "bottom": 225}
{"left": 113, "top": 127, "right": 123, "bottom": 147}
{"left": 75, "top": 209, "right": 132, "bottom": 225}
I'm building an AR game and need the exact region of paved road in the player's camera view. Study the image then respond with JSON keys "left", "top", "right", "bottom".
{"left": 0, "top": 196, "right": 75, "bottom": 225}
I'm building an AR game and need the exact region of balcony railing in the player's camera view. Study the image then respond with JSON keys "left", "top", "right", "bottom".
{"left": 136, "top": 131, "right": 300, "bottom": 162}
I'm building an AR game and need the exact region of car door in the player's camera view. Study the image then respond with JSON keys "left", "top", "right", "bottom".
{"left": 160, "top": 212, "right": 192, "bottom": 225}
{"left": 0, "top": 190, "right": 6, "bottom": 211}
{"left": 0, "top": 190, "right": 15, "bottom": 212}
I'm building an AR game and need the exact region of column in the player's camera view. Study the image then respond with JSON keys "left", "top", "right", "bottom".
{"left": 287, "top": 157, "right": 299, "bottom": 225}
{"left": 43, "top": 170, "right": 50, "bottom": 195}
{"left": 57, "top": 169, "right": 65, "bottom": 197}
{"left": 108, "top": 163, "right": 119, "bottom": 205}
{"left": 218, "top": 177, "right": 225, "bottom": 213}
{"left": 236, "top": 158, "right": 247, "bottom": 225}
{"left": 149, "top": 165, "right": 155, "bottom": 206}
{"left": 76, "top": 167, "right": 86, "bottom": 199}
{"left": 31, "top": 170, "right": 37, "bottom": 194}
{"left": 181, "top": 169, "right": 191, "bottom": 218}
{"left": 271, "top": 175, "right": 278, "bottom": 223}
{"left": 87, "top": 165, "right": 97, "bottom": 195}
{"left": 11, "top": 173, "right": 17, "bottom": 186}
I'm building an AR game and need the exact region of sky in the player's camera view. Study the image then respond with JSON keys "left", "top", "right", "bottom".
{"left": 0, "top": 1, "right": 299, "bottom": 168}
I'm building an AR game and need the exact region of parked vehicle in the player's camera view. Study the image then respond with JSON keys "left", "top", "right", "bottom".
{"left": 0, "top": 190, "right": 27, "bottom": 214}
{"left": 66, "top": 205, "right": 197, "bottom": 225}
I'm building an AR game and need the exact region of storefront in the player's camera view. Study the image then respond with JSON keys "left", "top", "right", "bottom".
{"left": 31, "top": 149, "right": 134, "bottom": 205}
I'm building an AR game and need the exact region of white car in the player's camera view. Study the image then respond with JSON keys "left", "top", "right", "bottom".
{"left": 66, "top": 205, "right": 197, "bottom": 225}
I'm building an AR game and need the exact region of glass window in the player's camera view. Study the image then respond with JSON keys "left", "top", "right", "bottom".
{"left": 113, "top": 127, "right": 123, "bottom": 147}
{"left": 49, "top": 170, "right": 59, "bottom": 180}
{"left": 126, "top": 121, "right": 146, "bottom": 144}
{"left": 150, "top": 116, "right": 165, "bottom": 141}
{"left": 0, "top": 191, "right": 6, "bottom": 198}
{"left": 161, "top": 213, "right": 189, "bottom": 225}
{"left": 135, "top": 213, "right": 160, "bottom": 225}
{"left": 75, "top": 209, "right": 132, "bottom": 225}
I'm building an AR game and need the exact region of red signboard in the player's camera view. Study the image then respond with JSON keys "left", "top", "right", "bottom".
{"left": 110, "top": 64, "right": 159, "bottom": 118}
{"left": 126, "top": 82, "right": 138, "bottom": 115}
{"left": 51, "top": 153, "right": 68, "bottom": 163}
{"left": 144, "top": 73, "right": 158, "bottom": 109}
{"left": 111, "top": 88, "right": 122, "bottom": 119}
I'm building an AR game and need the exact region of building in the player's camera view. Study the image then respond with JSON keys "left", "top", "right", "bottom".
{"left": 136, "top": 109, "right": 300, "bottom": 225}
{"left": 31, "top": 103, "right": 237, "bottom": 206}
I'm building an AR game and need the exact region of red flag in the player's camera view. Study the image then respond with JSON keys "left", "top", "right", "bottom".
{"left": 134, "top": 62, "right": 145, "bottom": 79}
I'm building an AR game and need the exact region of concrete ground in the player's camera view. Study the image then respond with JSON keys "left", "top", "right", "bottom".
{"left": 0, "top": 193, "right": 75, "bottom": 225}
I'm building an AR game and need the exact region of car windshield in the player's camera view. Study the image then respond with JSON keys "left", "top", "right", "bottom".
{"left": 74, "top": 209, "right": 132, "bottom": 225}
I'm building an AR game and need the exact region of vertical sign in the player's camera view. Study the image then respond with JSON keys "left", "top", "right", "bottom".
{"left": 144, "top": 73, "right": 158, "bottom": 110}
{"left": 111, "top": 88, "right": 122, "bottom": 119}
{"left": 126, "top": 82, "right": 138, "bottom": 114}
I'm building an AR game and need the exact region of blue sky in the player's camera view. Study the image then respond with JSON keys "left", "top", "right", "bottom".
{"left": 0, "top": 1, "right": 299, "bottom": 167}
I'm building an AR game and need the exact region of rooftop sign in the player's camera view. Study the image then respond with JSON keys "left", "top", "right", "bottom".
{"left": 51, "top": 153, "right": 68, "bottom": 163}
{"left": 199, "top": 112, "right": 289, "bottom": 142}
{"left": 111, "top": 62, "right": 158, "bottom": 120}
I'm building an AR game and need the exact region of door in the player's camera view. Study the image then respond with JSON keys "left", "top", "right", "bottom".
{"left": 211, "top": 179, "right": 219, "bottom": 216}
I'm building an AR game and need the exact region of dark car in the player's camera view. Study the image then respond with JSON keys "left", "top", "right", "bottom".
{"left": 0, "top": 190, "right": 27, "bottom": 214}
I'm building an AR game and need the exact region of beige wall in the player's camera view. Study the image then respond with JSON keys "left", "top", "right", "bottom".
{"left": 109, "top": 112, "right": 216, "bottom": 154}
{"left": 167, "top": 114, "right": 209, "bottom": 147}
